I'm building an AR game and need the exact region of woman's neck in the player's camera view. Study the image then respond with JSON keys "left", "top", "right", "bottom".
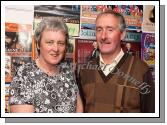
{"left": 36, "top": 58, "right": 59, "bottom": 76}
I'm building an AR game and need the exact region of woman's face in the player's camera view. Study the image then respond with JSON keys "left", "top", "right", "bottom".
{"left": 39, "top": 29, "right": 66, "bottom": 66}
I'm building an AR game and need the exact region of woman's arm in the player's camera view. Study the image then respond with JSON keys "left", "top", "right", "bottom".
{"left": 10, "top": 104, "right": 35, "bottom": 113}
{"left": 76, "top": 92, "right": 83, "bottom": 113}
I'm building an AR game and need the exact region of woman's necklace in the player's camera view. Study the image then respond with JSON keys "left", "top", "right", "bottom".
{"left": 36, "top": 58, "right": 59, "bottom": 76}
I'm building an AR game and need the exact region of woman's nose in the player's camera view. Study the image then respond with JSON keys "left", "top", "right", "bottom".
{"left": 52, "top": 43, "right": 58, "bottom": 51}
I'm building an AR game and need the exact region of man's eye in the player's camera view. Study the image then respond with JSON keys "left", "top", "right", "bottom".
{"left": 108, "top": 28, "right": 113, "bottom": 32}
{"left": 46, "top": 41, "right": 54, "bottom": 44}
{"left": 96, "top": 29, "right": 102, "bottom": 32}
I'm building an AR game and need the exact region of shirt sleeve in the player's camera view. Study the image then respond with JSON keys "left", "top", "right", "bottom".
{"left": 9, "top": 65, "right": 34, "bottom": 105}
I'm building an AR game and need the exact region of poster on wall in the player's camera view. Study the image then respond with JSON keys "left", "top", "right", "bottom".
{"left": 123, "top": 30, "right": 141, "bottom": 42}
{"left": 142, "top": 5, "right": 155, "bottom": 33}
{"left": 112, "top": 5, "right": 143, "bottom": 31}
{"left": 34, "top": 5, "right": 80, "bottom": 37}
{"left": 81, "top": 5, "right": 112, "bottom": 18}
{"left": 122, "top": 30, "right": 141, "bottom": 58}
{"left": 75, "top": 39, "right": 96, "bottom": 63}
{"left": 5, "top": 22, "right": 32, "bottom": 53}
{"left": 5, "top": 22, "right": 32, "bottom": 82}
{"left": 80, "top": 5, "right": 113, "bottom": 39}
{"left": 81, "top": 5, "right": 100, "bottom": 18}
{"left": 122, "top": 41, "right": 141, "bottom": 58}
{"left": 80, "top": 5, "right": 143, "bottom": 39}
{"left": 79, "top": 28, "right": 96, "bottom": 39}
{"left": 80, "top": 18, "right": 96, "bottom": 39}
{"left": 65, "top": 37, "right": 75, "bottom": 63}
{"left": 141, "top": 32, "right": 155, "bottom": 66}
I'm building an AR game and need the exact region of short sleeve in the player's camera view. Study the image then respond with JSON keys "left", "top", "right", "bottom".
{"left": 9, "top": 65, "right": 34, "bottom": 105}
{"left": 62, "top": 62, "right": 79, "bottom": 96}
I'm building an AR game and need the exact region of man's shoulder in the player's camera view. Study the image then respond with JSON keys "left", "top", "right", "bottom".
{"left": 88, "top": 57, "right": 99, "bottom": 64}
{"left": 131, "top": 55, "right": 149, "bottom": 70}
{"left": 78, "top": 58, "right": 100, "bottom": 74}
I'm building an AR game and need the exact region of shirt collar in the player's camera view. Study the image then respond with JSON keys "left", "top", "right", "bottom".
{"left": 99, "top": 49, "right": 124, "bottom": 65}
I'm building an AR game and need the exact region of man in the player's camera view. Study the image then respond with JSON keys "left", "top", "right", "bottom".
{"left": 79, "top": 10, "right": 154, "bottom": 113}
{"left": 90, "top": 41, "right": 99, "bottom": 59}
{"left": 125, "top": 42, "right": 134, "bottom": 55}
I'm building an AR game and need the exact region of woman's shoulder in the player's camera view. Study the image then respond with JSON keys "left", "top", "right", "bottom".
{"left": 11, "top": 61, "right": 37, "bottom": 83}
{"left": 60, "top": 61, "right": 74, "bottom": 72}
{"left": 59, "top": 61, "right": 76, "bottom": 78}
{"left": 15, "top": 60, "right": 36, "bottom": 74}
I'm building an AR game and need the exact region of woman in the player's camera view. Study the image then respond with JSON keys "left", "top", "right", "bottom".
{"left": 9, "top": 17, "right": 83, "bottom": 113}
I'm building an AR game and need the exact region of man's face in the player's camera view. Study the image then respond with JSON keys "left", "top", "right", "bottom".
{"left": 126, "top": 43, "right": 131, "bottom": 50}
{"left": 96, "top": 14, "right": 125, "bottom": 55}
{"left": 39, "top": 29, "right": 66, "bottom": 66}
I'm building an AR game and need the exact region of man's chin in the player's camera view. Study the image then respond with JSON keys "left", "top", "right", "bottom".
{"left": 100, "top": 51, "right": 113, "bottom": 55}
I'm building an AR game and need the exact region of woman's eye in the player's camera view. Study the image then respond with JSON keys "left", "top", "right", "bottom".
{"left": 58, "top": 42, "right": 65, "bottom": 45}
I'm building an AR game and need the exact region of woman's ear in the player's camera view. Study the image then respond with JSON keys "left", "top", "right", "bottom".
{"left": 36, "top": 43, "right": 40, "bottom": 51}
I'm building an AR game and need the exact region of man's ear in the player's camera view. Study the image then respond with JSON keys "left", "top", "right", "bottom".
{"left": 121, "top": 30, "right": 126, "bottom": 41}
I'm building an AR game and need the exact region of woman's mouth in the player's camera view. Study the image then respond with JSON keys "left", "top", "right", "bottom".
{"left": 51, "top": 54, "right": 59, "bottom": 57}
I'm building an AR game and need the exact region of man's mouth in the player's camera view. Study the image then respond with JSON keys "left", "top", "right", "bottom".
{"left": 100, "top": 41, "right": 111, "bottom": 44}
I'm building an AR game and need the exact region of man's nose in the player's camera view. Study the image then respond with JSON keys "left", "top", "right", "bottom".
{"left": 101, "top": 30, "right": 107, "bottom": 40}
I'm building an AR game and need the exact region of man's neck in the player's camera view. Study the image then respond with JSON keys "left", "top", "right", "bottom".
{"left": 101, "top": 48, "right": 122, "bottom": 64}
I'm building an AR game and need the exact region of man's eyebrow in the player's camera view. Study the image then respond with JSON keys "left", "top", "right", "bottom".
{"left": 106, "top": 26, "right": 116, "bottom": 29}
{"left": 96, "top": 26, "right": 102, "bottom": 29}
{"left": 96, "top": 26, "right": 115, "bottom": 29}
